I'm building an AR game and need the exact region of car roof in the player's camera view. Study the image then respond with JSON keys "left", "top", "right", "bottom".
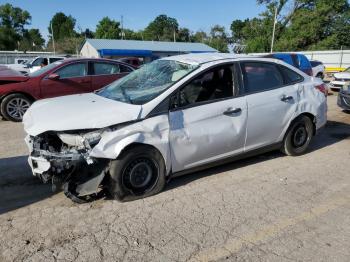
{"left": 55, "top": 57, "right": 136, "bottom": 68}
{"left": 161, "top": 53, "right": 254, "bottom": 65}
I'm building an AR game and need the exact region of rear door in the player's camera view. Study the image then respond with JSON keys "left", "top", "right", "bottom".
{"left": 169, "top": 63, "right": 248, "bottom": 172}
{"left": 90, "top": 61, "right": 133, "bottom": 91}
{"left": 40, "top": 61, "right": 91, "bottom": 98}
{"left": 241, "top": 61, "right": 302, "bottom": 151}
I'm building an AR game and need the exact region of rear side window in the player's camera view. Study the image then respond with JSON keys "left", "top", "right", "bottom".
{"left": 49, "top": 58, "right": 63, "bottom": 63}
{"left": 93, "top": 62, "right": 120, "bottom": 75}
{"left": 279, "top": 66, "right": 303, "bottom": 84}
{"left": 56, "top": 63, "right": 87, "bottom": 78}
{"left": 310, "top": 61, "right": 322, "bottom": 67}
{"left": 241, "top": 62, "right": 284, "bottom": 94}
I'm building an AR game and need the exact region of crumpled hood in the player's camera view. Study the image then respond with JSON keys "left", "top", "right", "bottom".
{"left": 334, "top": 72, "right": 350, "bottom": 80}
{"left": 23, "top": 93, "right": 142, "bottom": 136}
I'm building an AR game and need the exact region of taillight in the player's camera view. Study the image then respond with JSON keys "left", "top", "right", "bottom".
{"left": 315, "top": 83, "right": 328, "bottom": 96}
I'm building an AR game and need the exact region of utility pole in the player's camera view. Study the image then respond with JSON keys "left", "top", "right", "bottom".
{"left": 51, "top": 21, "right": 56, "bottom": 55}
{"left": 121, "top": 15, "right": 124, "bottom": 40}
{"left": 270, "top": 6, "right": 277, "bottom": 53}
{"left": 173, "top": 29, "right": 176, "bottom": 42}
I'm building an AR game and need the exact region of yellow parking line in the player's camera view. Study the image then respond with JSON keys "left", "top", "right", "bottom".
{"left": 192, "top": 195, "right": 350, "bottom": 262}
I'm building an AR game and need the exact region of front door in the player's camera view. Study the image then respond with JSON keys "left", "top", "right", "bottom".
{"left": 169, "top": 63, "right": 248, "bottom": 172}
{"left": 40, "top": 62, "right": 91, "bottom": 98}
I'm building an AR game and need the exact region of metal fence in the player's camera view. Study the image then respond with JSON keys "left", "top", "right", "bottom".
{"left": 0, "top": 51, "right": 63, "bottom": 64}
{"left": 251, "top": 49, "right": 350, "bottom": 71}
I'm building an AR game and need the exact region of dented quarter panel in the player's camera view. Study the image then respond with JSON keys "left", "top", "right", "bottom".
{"left": 90, "top": 114, "right": 172, "bottom": 174}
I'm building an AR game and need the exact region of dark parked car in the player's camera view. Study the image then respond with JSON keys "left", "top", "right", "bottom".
{"left": 263, "top": 53, "right": 313, "bottom": 76}
{"left": 117, "top": 57, "right": 142, "bottom": 68}
{"left": 0, "top": 58, "right": 134, "bottom": 122}
{"left": 338, "top": 84, "right": 350, "bottom": 111}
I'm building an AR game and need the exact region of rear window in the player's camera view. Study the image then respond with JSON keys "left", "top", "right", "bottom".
{"left": 120, "top": 64, "right": 133, "bottom": 73}
{"left": 241, "top": 62, "right": 284, "bottom": 94}
{"left": 279, "top": 65, "right": 303, "bottom": 84}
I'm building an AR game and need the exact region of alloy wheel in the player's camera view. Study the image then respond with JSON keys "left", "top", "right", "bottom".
{"left": 6, "top": 97, "right": 30, "bottom": 120}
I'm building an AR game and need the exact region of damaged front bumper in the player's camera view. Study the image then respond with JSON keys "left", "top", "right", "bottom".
{"left": 25, "top": 132, "right": 109, "bottom": 202}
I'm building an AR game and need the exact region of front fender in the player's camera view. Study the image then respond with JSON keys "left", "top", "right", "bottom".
{"left": 90, "top": 114, "right": 172, "bottom": 175}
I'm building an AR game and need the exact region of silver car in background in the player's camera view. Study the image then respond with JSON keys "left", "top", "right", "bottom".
{"left": 23, "top": 53, "right": 327, "bottom": 203}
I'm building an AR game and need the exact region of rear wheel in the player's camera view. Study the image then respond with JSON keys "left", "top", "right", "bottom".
{"left": 282, "top": 115, "right": 314, "bottom": 156}
{"left": 0, "top": 93, "right": 32, "bottom": 122}
{"left": 107, "top": 145, "right": 166, "bottom": 202}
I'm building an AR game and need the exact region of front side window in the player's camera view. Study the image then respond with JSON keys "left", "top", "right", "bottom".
{"left": 56, "top": 63, "right": 87, "bottom": 78}
{"left": 177, "top": 64, "right": 241, "bottom": 107}
{"left": 241, "top": 62, "right": 284, "bottom": 94}
{"left": 32, "top": 58, "right": 44, "bottom": 67}
{"left": 93, "top": 62, "right": 120, "bottom": 75}
{"left": 97, "top": 60, "right": 198, "bottom": 105}
{"left": 29, "top": 61, "right": 64, "bottom": 77}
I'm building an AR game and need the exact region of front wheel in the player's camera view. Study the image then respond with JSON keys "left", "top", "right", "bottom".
{"left": 107, "top": 145, "right": 166, "bottom": 202}
{"left": 0, "top": 93, "right": 32, "bottom": 122}
{"left": 282, "top": 116, "right": 314, "bottom": 156}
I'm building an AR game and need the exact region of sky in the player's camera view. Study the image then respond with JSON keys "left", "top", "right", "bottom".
{"left": 4, "top": 0, "right": 265, "bottom": 40}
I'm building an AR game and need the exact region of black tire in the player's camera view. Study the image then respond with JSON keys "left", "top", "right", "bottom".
{"left": 107, "top": 145, "right": 166, "bottom": 202}
{"left": 0, "top": 93, "right": 32, "bottom": 122}
{"left": 282, "top": 115, "right": 314, "bottom": 156}
{"left": 316, "top": 72, "right": 324, "bottom": 79}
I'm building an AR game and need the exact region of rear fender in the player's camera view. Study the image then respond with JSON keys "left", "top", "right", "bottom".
{"left": 278, "top": 83, "right": 326, "bottom": 141}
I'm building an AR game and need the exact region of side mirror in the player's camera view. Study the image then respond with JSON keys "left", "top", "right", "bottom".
{"left": 48, "top": 73, "right": 60, "bottom": 80}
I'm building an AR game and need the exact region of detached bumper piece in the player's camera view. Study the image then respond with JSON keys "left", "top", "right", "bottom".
{"left": 63, "top": 160, "right": 109, "bottom": 203}
{"left": 338, "top": 90, "right": 350, "bottom": 110}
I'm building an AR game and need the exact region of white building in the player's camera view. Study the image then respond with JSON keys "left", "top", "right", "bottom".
{"left": 80, "top": 39, "right": 217, "bottom": 63}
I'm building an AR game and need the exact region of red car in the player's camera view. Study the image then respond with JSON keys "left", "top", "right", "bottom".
{"left": 0, "top": 58, "right": 134, "bottom": 122}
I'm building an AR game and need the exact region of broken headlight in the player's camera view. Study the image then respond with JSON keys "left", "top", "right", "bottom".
{"left": 58, "top": 130, "right": 103, "bottom": 148}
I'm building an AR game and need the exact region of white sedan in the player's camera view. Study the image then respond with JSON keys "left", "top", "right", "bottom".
{"left": 329, "top": 67, "right": 350, "bottom": 90}
{"left": 23, "top": 53, "right": 328, "bottom": 203}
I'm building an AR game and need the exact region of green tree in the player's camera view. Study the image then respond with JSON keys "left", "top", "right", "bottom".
{"left": 122, "top": 28, "right": 144, "bottom": 40}
{"left": 207, "top": 25, "right": 229, "bottom": 52}
{"left": 143, "top": 15, "right": 179, "bottom": 41}
{"left": 0, "top": 3, "right": 31, "bottom": 50}
{"left": 95, "top": 17, "right": 120, "bottom": 39}
{"left": 231, "top": 0, "right": 350, "bottom": 52}
{"left": 48, "top": 12, "right": 76, "bottom": 41}
{"left": 19, "top": 29, "right": 45, "bottom": 51}
{"left": 177, "top": 27, "right": 192, "bottom": 42}
{"left": 192, "top": 30, "right": 208, "bottom": 43}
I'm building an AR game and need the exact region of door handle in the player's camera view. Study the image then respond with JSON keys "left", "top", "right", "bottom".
{"left": 281, "top": 95, "right": 293, "bottom": 102}
{"left": 223, "top": 107, "right": 242, "bottom": 116}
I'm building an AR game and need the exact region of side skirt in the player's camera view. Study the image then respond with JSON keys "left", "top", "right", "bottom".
{"left": 171, "top": 142, "right": 282, "bottom": 179}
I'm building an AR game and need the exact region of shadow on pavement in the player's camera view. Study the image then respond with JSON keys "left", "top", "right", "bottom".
{"left": 0, "top": 155, "right": 55, "bottom": 215}
{"left": 167, "top": 120, "right": 350, "bottom": 191}
{"left": 0, "top": 121, "right": 349, "bottom": 209}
